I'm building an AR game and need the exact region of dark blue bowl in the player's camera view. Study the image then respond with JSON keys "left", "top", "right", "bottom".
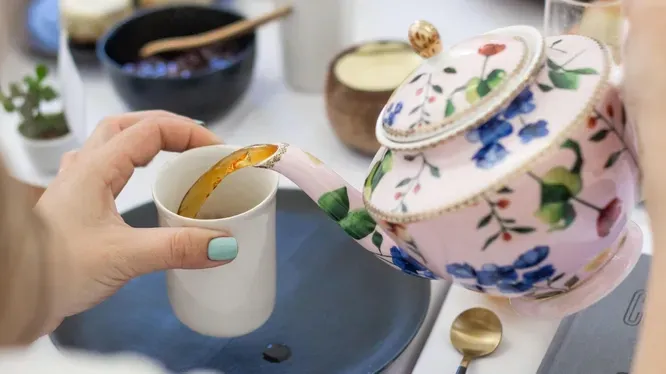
{"left": 97, "top": 5, "right": 256, "bottom": 122}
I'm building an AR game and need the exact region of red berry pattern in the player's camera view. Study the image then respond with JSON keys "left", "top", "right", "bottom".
{"left": 477, "top": 188, "right": 536, "bottom": 251}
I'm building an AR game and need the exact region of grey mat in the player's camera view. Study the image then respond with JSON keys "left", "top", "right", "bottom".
{"left": 537, "top": 254, "right": 650, "bottom": 374}
{"left": 50, "top": 189, "right": 431, "bottom": 374}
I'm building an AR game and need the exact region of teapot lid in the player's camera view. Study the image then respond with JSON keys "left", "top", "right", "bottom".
{"left": 365, "top": 24, "right": 613, "bottom": 223}
{"left": 378, "top": 21, "right": 545, "bottom": 146}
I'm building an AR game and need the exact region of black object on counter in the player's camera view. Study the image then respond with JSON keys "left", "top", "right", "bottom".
{"left": 51, "top": 189, "right": 431, "bottom": 374}
{"left": 537, "top": 254, "right": 650, "bottom": 374}
{"left": 97, "top": 5, "right": 256, "bottom": 122}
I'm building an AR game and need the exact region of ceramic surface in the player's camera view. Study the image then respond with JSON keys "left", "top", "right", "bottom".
{"left": 21, "top": 131, "right": 78, "bottom": 174}
{"left": 251, "top": 21, "right": 641, "bottom": 306}
{"left": 381, "top": 34, "right": 527, "bottom": 139}
{"left": 153, "top": 145, "right": 279, "bottom": 337}
{"left": 97, "top": 5, "right": 256, "bottom": 122}
{"left": 369, "top": 35, "right": 613, "bottom": 216}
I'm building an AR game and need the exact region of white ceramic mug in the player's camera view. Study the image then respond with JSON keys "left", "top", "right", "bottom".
{"left": 152, "top": 145, "right": 279, "bottom": 337}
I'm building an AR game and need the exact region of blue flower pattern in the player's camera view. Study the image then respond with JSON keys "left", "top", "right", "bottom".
{"left": 390, "top": 246, "right": 437, "bottom": 279}
{"left": 477, "top": 264, "right": 517, "bottom": 285}
{"left": 383, "top": 101, "right": 404, "bottom": 127}
{"left": 518, "top": 120, "right": 549, "bottom": 144}
{"left": 503, "top": 88, "right": 536, "bottom": 119}
{"left": 466, "top": 116, "right": 513, "bottom": 169}
{"left": 445, "top": 245, "right": 555, "bottom": 294}
{"left": 466, "top": 88, "right": 549, "bottom": 169}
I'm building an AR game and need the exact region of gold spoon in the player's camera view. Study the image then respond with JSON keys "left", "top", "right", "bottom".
{"left": 450, "top": 307, "right": 503, "bottom": 374}
{"left": 138, "top": 5, "right": 293, "bottom": 59}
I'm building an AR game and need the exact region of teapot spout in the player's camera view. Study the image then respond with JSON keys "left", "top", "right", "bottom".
{"left": 255, "top": 143, "right": 439, "bottom": 280}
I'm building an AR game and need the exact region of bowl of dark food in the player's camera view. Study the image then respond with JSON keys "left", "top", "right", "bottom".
{"left": 97, "top": 5, "right": 256, "bottom": 122}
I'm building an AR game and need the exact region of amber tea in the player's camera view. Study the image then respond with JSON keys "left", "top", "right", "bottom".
{"left": 177, "top": 144, "right": 279, "bottom": 218}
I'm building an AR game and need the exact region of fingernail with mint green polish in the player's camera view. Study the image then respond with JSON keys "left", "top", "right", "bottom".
{"left": 194, "top": 119, "right": 205, "bottom": 126}
{"left": 208, "top": 237, "right": 238, "bottom": 261}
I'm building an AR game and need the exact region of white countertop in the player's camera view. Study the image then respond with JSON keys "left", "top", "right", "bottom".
{"left": 3, "top": 1, "right": 650, "bottom": 374}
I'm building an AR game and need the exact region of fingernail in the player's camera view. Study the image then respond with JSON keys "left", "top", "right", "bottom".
{"left": 193, "top": 119, "right": 205, "bottom": 126}
{"left": 207, "top": 237, "right": 238, "bottom": 261}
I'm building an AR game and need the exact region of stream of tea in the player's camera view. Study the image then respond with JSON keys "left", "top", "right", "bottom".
{"left": 177, "top": 144, "right": 279, "bottom": 218}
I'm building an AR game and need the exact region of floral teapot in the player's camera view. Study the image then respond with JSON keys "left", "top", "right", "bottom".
{"left": 252, "top": 20, "right": 642, "bottom": 316}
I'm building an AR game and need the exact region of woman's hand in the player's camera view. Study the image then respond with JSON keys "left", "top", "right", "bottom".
{"left": 621, "top": 0, "right": 666, "bottom": 127}
{"left": 34, "top": 111, "right": 236, "bottom": 335}
{"left": 623, "top": 2, "right": 666, "bottom": 374}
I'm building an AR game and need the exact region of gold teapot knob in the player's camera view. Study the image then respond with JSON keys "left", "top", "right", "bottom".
{"left": 408, "top": 20, "right": 442, "bottom": 58}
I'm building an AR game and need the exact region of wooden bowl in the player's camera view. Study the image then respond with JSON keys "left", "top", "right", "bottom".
{"left": 325, "top": 41, "right": 422, "bottom": 155}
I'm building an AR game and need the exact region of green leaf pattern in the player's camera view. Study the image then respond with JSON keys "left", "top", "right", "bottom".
{"left": 530, "top": 140, "right": 585, "bottom": 232}
{"left": 317, "top": 187, "right": 349, "bottom": 222}
{"left": 372, "top": 231, "right": 383, "bottom": 250}
{"left": 477, "top": 189, "right": 536, "bottom": 251}
{"left": 339, "top": 209, "right": 377, "bottom": 240}
{"left": 318, "top": 186, "right": 385, "bottom": 254}
{"left": 528, "top": 139, "right": 619, "bottom": 235}
{"left": 392, "top": 153, "right": 441, "bottom": 213}
{"left": 363, "top": 150, "right": 393, "bottom": 198}
{"left": 407, "top": 73, "right": 443, "bottom": 129}
{"left": 538, "top": 41, "right": 599, "bottom": 92}
{"left": 407, "top": 44, "right": 507, "bottom": 127}
{"left": 587, "top": 107, "right": 639, "bottom": 171}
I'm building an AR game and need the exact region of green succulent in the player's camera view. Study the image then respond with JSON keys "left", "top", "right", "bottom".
{"left": 0, "top": 64, "right": 69, "bottom": 140}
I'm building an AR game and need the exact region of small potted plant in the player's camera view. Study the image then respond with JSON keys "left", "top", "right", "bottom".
{"left": 0, "top": 64, "right": 76, "bottom": 173}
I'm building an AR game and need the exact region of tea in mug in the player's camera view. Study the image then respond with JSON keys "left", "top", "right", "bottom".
{"left": 177, "top": 144, "right": 278, "bottom": 218}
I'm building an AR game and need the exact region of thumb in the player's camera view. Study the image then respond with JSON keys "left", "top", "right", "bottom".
{"left": 58, "top": 150, "right": 78, "bottom": 173}
{"left": 119, "top": 227, "right": 238, "bottom": 276}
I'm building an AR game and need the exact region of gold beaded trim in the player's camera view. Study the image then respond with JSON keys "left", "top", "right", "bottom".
{"left": 257, "top": 143, "right": 289, "bottom": 170}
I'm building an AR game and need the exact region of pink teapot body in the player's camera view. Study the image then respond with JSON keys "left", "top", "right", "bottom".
{"left": 252, "top": 21, "right": 641, "bottom": 308}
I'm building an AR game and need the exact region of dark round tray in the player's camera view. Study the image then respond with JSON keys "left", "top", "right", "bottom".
{"left": 51, "top": 189, "right": 430, "bottom": 373}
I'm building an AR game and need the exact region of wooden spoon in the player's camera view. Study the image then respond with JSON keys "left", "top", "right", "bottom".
{"left": 138, "top": 5, "right": 292, "bottom": 59}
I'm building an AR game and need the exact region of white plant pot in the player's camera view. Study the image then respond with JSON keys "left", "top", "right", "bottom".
{"left": 20, "top": 131, "right": 77, "bottom": 174}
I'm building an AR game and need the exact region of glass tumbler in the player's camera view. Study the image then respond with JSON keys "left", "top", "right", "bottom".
{"left": 544, "top": 0, "right": 623, "bottom": 63}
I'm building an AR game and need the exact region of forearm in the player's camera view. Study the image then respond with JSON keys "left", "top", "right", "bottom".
{"left": 633, "top": 168, "right": 666, "bottom": 374}
{"left": 631, "top": 97, "right": 666, "bottom": 373}
{"left": 0, "top": 165, "right": 51, "bottom": 346}
{"left": 628, "top": 8, "right": 666, "bottom": 368}
{"left": 18, "top": 180, "right": 46, "bottom": 206}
